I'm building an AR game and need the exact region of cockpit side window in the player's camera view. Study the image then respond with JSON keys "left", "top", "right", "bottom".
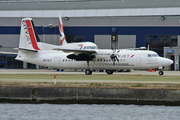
{"left": 154, "top": 54, "right": 159, "bottom": 57}
{"left": 148, "top": 54, "right": 152, "bottom": 57}
{"left": 148, "top": 54, "right": 159, "bottom": 57}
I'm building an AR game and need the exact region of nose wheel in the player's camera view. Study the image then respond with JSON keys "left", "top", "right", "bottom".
{"left": 158, "top": 70, "right": 164, "bottom": 75}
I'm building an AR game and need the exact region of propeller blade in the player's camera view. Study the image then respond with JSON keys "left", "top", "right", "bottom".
{"left": 113, "top": 58, "right": 115, "bottom": 65}
{"left": 115, "top": 56, "right": 119, "bottom": 62}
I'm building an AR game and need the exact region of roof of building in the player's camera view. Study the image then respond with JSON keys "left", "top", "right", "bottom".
{"left": 0, "top": 0, "right": 180, "bottom": 18}
{"left": 0, "top": 0, "right": 180, "bottom": 10}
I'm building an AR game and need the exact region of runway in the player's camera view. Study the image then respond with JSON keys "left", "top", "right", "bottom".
{"left": 0, "top": 69, "right": 180, "bottom": 85}
{"left": 0, "top": 69, "right": 180, "bottom": 76}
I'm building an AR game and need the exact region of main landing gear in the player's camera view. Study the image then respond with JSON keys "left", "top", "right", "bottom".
{"left": 85, "top": 69, "right": 92, "bottom": 75}
{"left": 105, "top": 70, "right": 114, "bottom": 75}
{"left": 85, "top": 60, "right": 93, "bottom": 75}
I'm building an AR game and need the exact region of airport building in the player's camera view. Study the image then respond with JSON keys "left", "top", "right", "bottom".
{"left": 0, "top": 0, "right": 180, "bottom": 70}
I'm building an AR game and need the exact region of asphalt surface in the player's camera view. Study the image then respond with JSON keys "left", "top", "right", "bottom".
{"left": 0, "top": 69, "right": 180, "bottom": 84}
{"left": 0, "top": 69, "right": 179, "bottom": 76}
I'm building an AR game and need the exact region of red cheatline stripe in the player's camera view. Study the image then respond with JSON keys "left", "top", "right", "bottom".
{"left": 78, "top": 44, "right": 83, "bottom": 46}
{"left": 25, "top": 20, "right": 40, "bottom": 50}
{"left": 59, "top": 20, "right": 64, "bottom": 33}
{"left": 60, "top": 37, "right": 65, "bottom": 45}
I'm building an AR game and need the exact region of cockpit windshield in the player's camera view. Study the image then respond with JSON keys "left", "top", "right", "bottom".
{"left": 148, "top": 54, "right": 159, "bottom": 57}
{"left": 83, "top": 46, "right": 98, "bottom": 50}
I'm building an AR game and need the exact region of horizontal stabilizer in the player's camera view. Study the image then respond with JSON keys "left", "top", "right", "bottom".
{"left": 14, "top": 48, "right": 38, "bottom": 53}
{"left": 0, "top": 51, "right": 17, "bottom": 55}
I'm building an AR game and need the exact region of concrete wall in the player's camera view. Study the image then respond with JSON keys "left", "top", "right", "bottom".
{"left": 118, "top": 35, "right": 136, "bottom": 49}
{"left": 61, "top": 16, "right": 180, "bottom": 27}
{"left": 94, "top": 35, "right": 136, "bottom": 49}
{"left": 94, "top": 35, "right": 111, "bottom": 49}
{"left": 1, "top": 86, "right": 180, "bottom": 105}
{"left": 0, "top": 35, "right": 19, "bottom": 52}
{"left": 1, "top": 16, "right": 180, "bottom": 27}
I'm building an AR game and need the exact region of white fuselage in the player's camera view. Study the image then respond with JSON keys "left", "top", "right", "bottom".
{"left": 16, "top": 49, "right": 173, "bottom": 70}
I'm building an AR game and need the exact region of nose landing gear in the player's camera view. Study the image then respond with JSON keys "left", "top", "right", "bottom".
{"left": 158, "top": 70, "right": 164, "bottom": 75}
{"left": 158, "top": 66, "right": 164, "bottom": 75}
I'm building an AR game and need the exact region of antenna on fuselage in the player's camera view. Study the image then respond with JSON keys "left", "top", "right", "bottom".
{"left": 147, "top": 44, "right": 149, "bottom": 50}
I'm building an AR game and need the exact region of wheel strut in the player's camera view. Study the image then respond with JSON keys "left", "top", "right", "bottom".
{"left": 85, "top": 60, "right": 93, "bottom": 75}
{"left": 158, "top": 70, "right": 164, "bottom": 75}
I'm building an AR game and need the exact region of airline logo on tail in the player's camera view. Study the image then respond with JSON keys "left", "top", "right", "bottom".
{"left": 59, "top": 13, "right": 67, "bottom": 45}
{"left": 22, "top": 20, "right": 31, "bottom": 45}
{"left": 22, "top": 19, "right": 41, "bottom": 50}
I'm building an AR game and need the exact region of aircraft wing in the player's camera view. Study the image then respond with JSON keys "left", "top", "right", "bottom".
{"left": 53, "top": 48, "right": 97, "bottom": 61}
{"left": 53, "top": 48, "right": 96, "bottom": 54}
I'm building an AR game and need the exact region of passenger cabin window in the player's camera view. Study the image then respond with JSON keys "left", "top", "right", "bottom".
{"left": 83, "top": 46, "right": 98, "bottom": 49}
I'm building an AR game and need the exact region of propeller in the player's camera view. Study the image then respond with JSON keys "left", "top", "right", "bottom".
{"left": 110, "top": 49, "right": 119, "bottom": 65}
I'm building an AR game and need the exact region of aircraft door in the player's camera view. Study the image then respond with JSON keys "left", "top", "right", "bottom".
{"left": 54, "top": 57, "right": 61, "bottom": 67}
{"left": 155, "top": 58, "right": 158, "bottom": 64}
{"left": 136, "top": 57, "right": 141, "bottom": 67}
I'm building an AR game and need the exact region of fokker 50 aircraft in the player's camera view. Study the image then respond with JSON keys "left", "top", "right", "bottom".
{"left": 13, "top": 17, "right": 173, "bottom": 75}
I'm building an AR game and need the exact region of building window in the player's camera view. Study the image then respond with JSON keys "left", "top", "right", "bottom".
{"left": 0, "top": 55, "right": 23, "bottom": 69}
{"left": 27, "top": 63, "right": 36, "bottom": 69}
{"left": 7, "top": 56, "right": 23, "bottom": 68}
{"left": 66, "top": 35, "right": 84, "bottom": 43}
{"left": 146, "top": 35, "right": 178, "bottom": 56}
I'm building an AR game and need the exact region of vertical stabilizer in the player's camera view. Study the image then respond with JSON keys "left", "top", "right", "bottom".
{"left": 19, "top": 18, "right": 41, "bottom": 50}
{"left": 59, "top": 13, "right": 67, "bottom": 45}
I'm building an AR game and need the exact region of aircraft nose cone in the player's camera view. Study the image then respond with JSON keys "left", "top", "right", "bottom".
{"left": 165, "top": 58, "right": 173, "bottom": 66}
{"left": 169, "top": 59, "right": 173, "bottom": 65}
{"left": 159, "top": 58, "right": 173, "bottom": 66}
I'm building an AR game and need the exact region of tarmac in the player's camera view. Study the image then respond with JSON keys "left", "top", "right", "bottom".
{"left": 0, "top": 69, "right": 180, "bottom": 84}
{"left": 0, "top": 69, "right": 180, "bottom": 76}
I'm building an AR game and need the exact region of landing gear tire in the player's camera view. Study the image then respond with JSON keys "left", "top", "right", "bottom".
{"left": 158, "top": 71, "right": 164, "bottom": 75}
{"left": 106, "top": 70, "right": 114, "bottom": 75}
{"left": 85, "top": 69, "right": 92, "bottom": 75}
